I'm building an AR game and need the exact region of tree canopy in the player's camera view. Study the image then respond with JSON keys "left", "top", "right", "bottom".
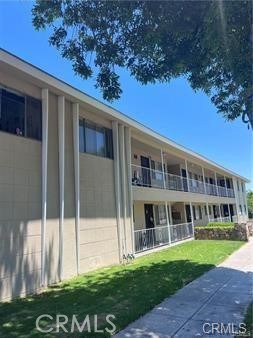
{"left": 32, "top": 0, "right": 253, "bottom": 128}
{"left": 247, "top": 191, "right": 253, "bottom": 218}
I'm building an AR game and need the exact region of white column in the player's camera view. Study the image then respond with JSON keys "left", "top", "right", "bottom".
{"left": 219, "top": 204, "right": 222, "bottom": 222}
{"left": 165, "top": 201, "right": 171, "bottom": 244}
{"left": 232, "top": 177, "right": 240, "bottom": 222}
{"left": 185, "top": 159, "right": 190, "bottom": 192}
{"left": 190, "top": 202, "right": 194, "bottom": 237}
{"left": 202, "top": 167, "right": 207, "bottom": 194}
{"left": 119, "top": 124, "right": 127, "bottom": 255}
{"left": 224, "top": 176, "right": 228, "bottom": 197}
{"left": 228, "top": 204, "right": 231, "bottom": 221}
{"left": 41, "top": 88, "right": 49, "bottom": 287}
{"left": 112, "top": 121, "right": 123, "bottom": 261}
{"left": 125, "top": 127, "right": 135, "bottom": 254}
{"left": 215, "top": 172, "right": 219, "bottom": 196}
{"left": 73, "top": 103, "right": 80, "bottom": 274}
{"left": 206, "top": 202, "right": 210, "bottom": 223}
{"left": 161, "top": 149, "right": 166, "bottom": 189}
{"left": 168, "top": 202, "right": 173, "bottom": 226}
{"left": 58, "top": 96, "right": 65, "bottom": 280}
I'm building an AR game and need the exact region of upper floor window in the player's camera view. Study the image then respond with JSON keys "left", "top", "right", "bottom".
{"left": 0, "top": 87, "right": 42, "bottom": 141}
{"left": 237, "top": 181, "right": 240, "bottom": 191}
{"left": 79, "top": 118, "right": 113, "bottom": 159}
{"left": 241, "top": 182, "right": 244, "bottom": 192}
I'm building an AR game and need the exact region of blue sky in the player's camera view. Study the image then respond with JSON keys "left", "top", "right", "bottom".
{"left": 0, "top": 1, "right": 252, "bottom": 188}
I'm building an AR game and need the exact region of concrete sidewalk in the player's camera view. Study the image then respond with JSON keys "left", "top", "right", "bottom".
{"left": 115, "top": 240, "right": 253, "bottom": 338}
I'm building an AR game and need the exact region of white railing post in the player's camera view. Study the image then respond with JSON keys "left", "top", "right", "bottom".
{"left": 161, "top": 149, "right": 166, "bottom": 189}
{"left": 165, "top": 201, "right": 171, "bottom": 245}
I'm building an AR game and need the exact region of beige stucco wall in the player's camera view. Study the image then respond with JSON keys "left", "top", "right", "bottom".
{"left": 0, "top": 132, "right": 42, "bottom": 300}
{"left": 79, "top": 152, "right": 119, "bottom": 272}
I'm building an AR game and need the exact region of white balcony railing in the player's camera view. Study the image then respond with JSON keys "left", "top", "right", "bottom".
{"left": 131, "top": 164, "right": 235, "bottom": 198}
{"left": 209, "top": 216, "right": 231, "bottom": 223}
{"left": 134, "top": 222, "right": 193, "bottom": 253}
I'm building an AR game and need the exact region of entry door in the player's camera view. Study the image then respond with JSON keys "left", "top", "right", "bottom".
{"left": 185, "top": 204, "right": 192, "bottom": 222}
{"left": 181, "top": 169, "right": 188, "bottom": 192}
{"left": 141, "top": 156, "right": 151, "bottom": 187}
{"left": 144, "top": 204, "right": 154, "bottom": 229}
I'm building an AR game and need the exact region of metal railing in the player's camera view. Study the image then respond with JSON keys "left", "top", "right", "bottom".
{"left": 170, "top": 222, "right": 193, "bottom": 243}
{"left": 131, "top": 164, "right": 235, "bottom": 198}
{"left": 206, "top": 182, "right": 218, "bottom": 196}
{"left": 209, "top": 216, "right": 231, "bottom": 223}
{"left": 134, "top": 222, "right": 193, "bottom": 253}
{"left": 134, "top": 225, "right": 170, "bottom": 253}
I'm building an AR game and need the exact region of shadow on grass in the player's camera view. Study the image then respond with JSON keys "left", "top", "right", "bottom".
{"left": 0, "top": 258, "right": 215, "bottom": 338}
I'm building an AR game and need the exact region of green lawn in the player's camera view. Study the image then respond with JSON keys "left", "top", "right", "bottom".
{"left": 0, "top": 240, "right": 243, "bottom": 337}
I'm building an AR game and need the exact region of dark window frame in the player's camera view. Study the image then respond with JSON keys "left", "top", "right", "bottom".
{"left": 0, "top": 86, "right": 42, "bottom": 141}
{"left": 79, "top": 118, "right": 113, "bottom": 159}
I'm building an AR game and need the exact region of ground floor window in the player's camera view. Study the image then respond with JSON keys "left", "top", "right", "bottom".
{"left": 154, "top": 204, "right": 167, "bottom": 225}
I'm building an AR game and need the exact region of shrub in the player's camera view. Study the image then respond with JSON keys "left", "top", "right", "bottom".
{"left": 207, "top": 222, "right": 234, "bottom": 228}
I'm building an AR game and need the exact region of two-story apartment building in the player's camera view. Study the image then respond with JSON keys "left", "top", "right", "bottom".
{"left": 0, "top": 49, "right": 249, "bottom": 301}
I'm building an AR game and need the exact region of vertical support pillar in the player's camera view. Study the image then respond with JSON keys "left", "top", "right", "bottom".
{"left": 215, "top": 172, "right": 219, "bottom": 196}
{"left": 219, "top": 204, "right": 222, "bottom": 222}
{"left": 224, "top": 176, "right": 228, "bottom": 197}
{"left": 112, "top": 121, "right": 123, "bottom": 261}
{"left": 185, "top": 159, "right": 190, "bottom": 192}
{"left": 161, "top": 149, "right": 166, "bottom": 189}
{"left": 165, "top": 201, "right": 171, "bottom": 245}
{"left": 125, "top": 127, "right": 135, "bottom": 254}
{"left": 73, "top": 103, "right": 80, "bottom": 274}
{"left": 232, "top": 177, "right": 240, "bottom": 223}
{"left": 206, "top": 202, "right": 210, "bottom": 223}
{"left": 41, "top": 88, "right": 49, "bottom": 287}
{"left": 58, "top": 96, "right": 65, "bottom": 280}
{"left": 190, "top": 202, "right": 194, "bottom": 237}
{"left": 202, "top": 167, "right": 207, "bottom": 195}
{"left": 228, "top": 204, "right": 231, "bottom": 222}
{"left": 119, "top": 124, "right": 127, "bottom": 255}
{"left": 168, "top": 202, "right": 173, "bottom": 225}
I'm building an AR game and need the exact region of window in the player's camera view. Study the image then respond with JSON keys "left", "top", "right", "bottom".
{"left": 204, "top": 205, "right": 207, "bottom": 216}
{"left": 154, "top": 204, "right": 167, "bottom": 225}
{"left": 237, "top": 181, "right": 240, "bottom": 191}
{"left": 0, "top": 87, "right": 42, "bottom": 140}
{"left": 79, "top": 118, "right": 113, "bottom": 159}
{"left": 241, "top": 182, "right": 244, "bottom": 192}
{"left": 244, "top": 205, "right": 247, "bottom": 213}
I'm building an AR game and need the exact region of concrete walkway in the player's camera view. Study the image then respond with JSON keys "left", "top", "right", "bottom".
{"left": 115, "top": 240, "right": 253, "bottom": 337}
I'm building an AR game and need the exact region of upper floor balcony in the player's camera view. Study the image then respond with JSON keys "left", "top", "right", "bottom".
{"left": 131, "top": 164, "right": 235, "bottom": 198}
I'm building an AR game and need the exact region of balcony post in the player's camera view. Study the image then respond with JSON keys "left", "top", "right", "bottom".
{"left": 161, "top": 149, "right": 166, "bottom": 189}
{"left": 206, "top": 202, "right": 210, "bottom": 223}
{"left": 202, "top": 167, "right": 207, "bottom": 194}
{"left": 190, "top": 202, "right": 194, "bottom": 237}
{"left": 224, "top": 176, "right": 229, "bottom": 197}
{"left": 185, "top": 159, "right": 190, "bottom": 192}
{"left": 219, "top": 204, "right": 222, "bottom": 222}
{"left": 165, "top": 201, "right": 171, "bottom": 244}
{"left": 214, "top": 172, "right": 219, "bottom": 196}
{"left": 228, "top": 204, "right": 231, "bottom": 222}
